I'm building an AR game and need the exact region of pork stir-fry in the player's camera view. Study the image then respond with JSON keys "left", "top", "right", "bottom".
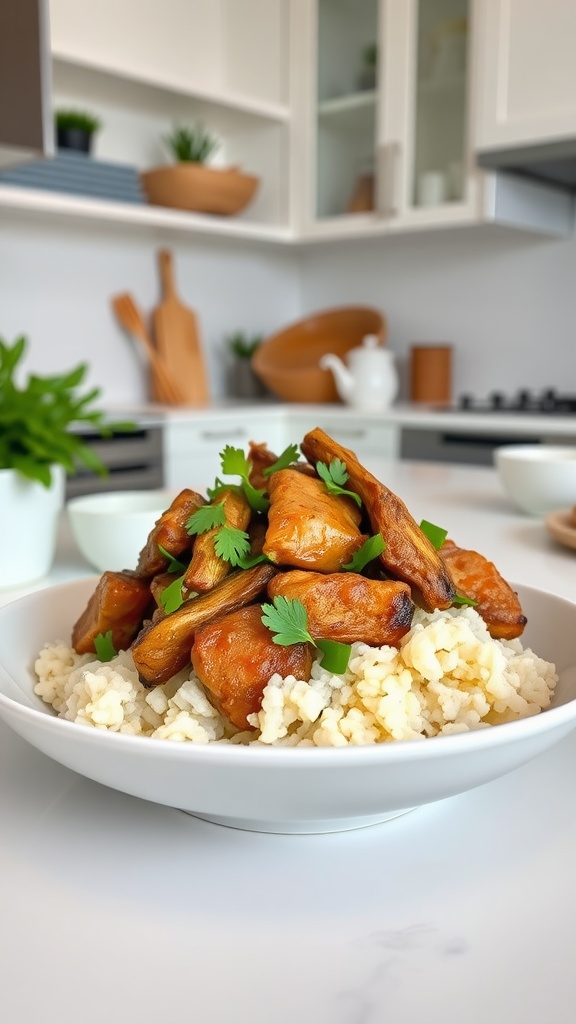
{"left": 71, "top": 428, "right": 527, "bottom": 731}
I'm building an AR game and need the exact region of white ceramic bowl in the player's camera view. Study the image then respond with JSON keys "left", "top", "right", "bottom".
{"left": 0, "top": 579, "right": 575, "bottom": 835}
{"left": 67, "top": 490, "right": 176, "bottom": 572}
{"left": 494, "top": 445, "right": 576, "bottom": 516}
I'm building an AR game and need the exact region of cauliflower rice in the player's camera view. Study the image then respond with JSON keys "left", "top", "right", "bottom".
{"left": 33, "top": 605, "right": 558, "bottom": 747}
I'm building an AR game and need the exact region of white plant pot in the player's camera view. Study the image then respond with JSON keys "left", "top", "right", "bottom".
{"left": 0, "top": 465, "right": 65, "bottom": 589}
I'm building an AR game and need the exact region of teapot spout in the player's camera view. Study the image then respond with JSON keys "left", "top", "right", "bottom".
{"left": 320, "top": 353, "right": 354, "bottom": 401}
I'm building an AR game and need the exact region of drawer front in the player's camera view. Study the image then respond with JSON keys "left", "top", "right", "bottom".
{"left": 286, "top": 415, "right": 399, "bottom": 459}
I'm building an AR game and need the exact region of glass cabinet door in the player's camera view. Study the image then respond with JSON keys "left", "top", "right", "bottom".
{"left": 411, "top": 0, "right": 470, "bottom": 209}
{"left": 315, "top": 0, "right": 379, "bottom": 220}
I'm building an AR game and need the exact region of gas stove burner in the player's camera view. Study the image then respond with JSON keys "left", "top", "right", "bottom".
{"left": 457, "top": 388, "right": 576, "bottom": 415}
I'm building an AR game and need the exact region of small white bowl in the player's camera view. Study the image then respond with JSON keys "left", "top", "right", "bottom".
{"left": 494, "top": 445, "right": 576, "bottom": 516}
{"left": 67, "top": 489, "right": 175, "bottom": 572}
{"left": 0, "top": 578, "right": 574, "bottom": 834}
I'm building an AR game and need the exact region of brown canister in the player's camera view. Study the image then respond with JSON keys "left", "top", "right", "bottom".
{"left": 409, "top": 344, "right": 452, "bottom": 405}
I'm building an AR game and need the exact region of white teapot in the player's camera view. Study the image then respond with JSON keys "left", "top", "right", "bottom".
{"left": 320, "top": 335, "right": 398, "bottom": 410}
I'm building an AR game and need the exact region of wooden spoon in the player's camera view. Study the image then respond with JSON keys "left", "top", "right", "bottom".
{"left": 111, "top": 292, "right": 188, "bottom": 406}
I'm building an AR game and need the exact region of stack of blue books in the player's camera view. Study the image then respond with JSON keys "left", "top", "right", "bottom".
{"left": 0, "top": 150, "right": 145, "bottom": 204}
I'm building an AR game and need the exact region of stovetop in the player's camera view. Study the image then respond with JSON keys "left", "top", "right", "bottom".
{"left": 457, "top": 388, "right": 576, "bottom": 415}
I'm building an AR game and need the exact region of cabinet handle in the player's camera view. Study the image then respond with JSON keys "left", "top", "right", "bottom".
{"left": 375, "top": 143, "right": 389, "bottom": 219}
{"left": 376, "top": 142, "right": 400, "bottom": 219}
{"left": 200, "top": 428, "right": 247, "bottom": 441}
{"left": 322, "top": 427, "right": 368, "bottom": 440}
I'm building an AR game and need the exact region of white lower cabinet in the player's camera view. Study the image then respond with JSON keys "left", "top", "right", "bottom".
{"left": 163, "top": 408, "right": 400, "bottom": 490}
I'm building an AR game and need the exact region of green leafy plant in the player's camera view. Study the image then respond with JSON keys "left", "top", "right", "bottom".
{"left": 54, "top": 108, "right": 102, "bottom": 135}
{"left": 261, "top": 595, "right": 352, "bottom": 674}
{"left": 227, "top": 332, "right": 263, "bottom": 359}
{"left": 164, "top": 122, "right": 220, "bottom": 164}
{"left": 0, "top": 335, "right": 128, "bottom": 488}
{"left": 362, "top": 42, "right": 378, "bottom": 69}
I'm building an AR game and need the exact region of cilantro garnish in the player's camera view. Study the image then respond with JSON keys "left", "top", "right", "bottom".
{"left": 452, "top": 593, "right": 478, "bottom": 607}
{"left": 213, "top": 445, "right": 269, "bottom": 513}
{"left": 159, "top": 574, "right": 186, "bottom": 613}
{"left": 186, "top": 503, "right": 226, "bottom": 536}
{"left": 261, "top": 596, "right": 351, "bottom": 674}
{"left": 157, "top": 544, "right": 187, "bottom": 573}
{"left": 419, "top": 519, "right": 448, "bottom": 550}
{"left": 342, "top": 533, "right": 386, "bottom": 572}
{"left": 94, "top": 630, "right": 117, "bottom": 662}
{"left": 214, "top": 525, "right": 252, "bottom": 566}
{"left": 262, "top": 443, "right": 301, "bottom": 477}
{"left": 316, "top": 459, "right": 362, "bottom": 507}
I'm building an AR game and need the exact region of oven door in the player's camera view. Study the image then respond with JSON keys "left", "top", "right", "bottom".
{"left": 66, "top": 425, "right": 164, "bottom": 497}
{"left": 400, "top": 427, "right": 576, "bottom": 466}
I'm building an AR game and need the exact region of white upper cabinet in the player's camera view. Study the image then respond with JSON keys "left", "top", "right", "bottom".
{"left": 475, "top": 0, "right": 576, "bottom": 151}
{"left": 49, "top": 0, "right": 289, "bottom": 112}
{"left": 295, "top": 0, "right": 479, "bottom": 239}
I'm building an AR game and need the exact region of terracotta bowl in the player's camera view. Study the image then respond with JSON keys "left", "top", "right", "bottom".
{"left": 140, "top": 164, "right": 260, "bottom": 216}
{"left": 251, "top": 306, "right": 387, "bottom": 403}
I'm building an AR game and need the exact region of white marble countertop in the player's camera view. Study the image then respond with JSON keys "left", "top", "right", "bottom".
{"left": 1, "top": 458, "right": 575, "bottom": 1024}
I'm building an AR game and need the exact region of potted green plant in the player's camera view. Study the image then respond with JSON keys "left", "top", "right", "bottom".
{"left": 141, "top": 122, "right": 260, "bottom": 216}
{"left": 54, "top": 108, "right": 102, "bottom": 155}
{"left": 225, "top": 332, "right": 267, "bottom": 399}
{"left": 358, "top": 42, "right": 378, "bottom": 90}
{"left": 0, "top": 335, "right": 120, "bottom": 587}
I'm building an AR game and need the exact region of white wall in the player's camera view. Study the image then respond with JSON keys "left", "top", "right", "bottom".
{"left": 299, "top": 223, "right": 576, "bottom": 403}
{"left": 0, "top": 212, "right": 300, "bottom": 406}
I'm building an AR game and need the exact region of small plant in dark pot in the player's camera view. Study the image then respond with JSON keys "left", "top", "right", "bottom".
{"left": 55, "top": 109, "right": 102, "bottom": 155}
{"left": 226, "top": 332, "right": 268, "bottom": 400}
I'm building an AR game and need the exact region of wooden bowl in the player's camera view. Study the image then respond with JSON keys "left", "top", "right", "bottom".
{"left": 140, "top": 164, "right": 259, "bottom": 216}
{"left": 251, "top": 306, "right": 387, "bottom": 403}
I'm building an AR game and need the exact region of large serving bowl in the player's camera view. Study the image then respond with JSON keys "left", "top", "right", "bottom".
{"left": 0, "top": 579, "right": 575, "bottom": 834}
{"left": 494, "top": 444, "right": 576, "bottom": 516}
{"left": 251, "top": 306, "right": 387, "bottom": 403}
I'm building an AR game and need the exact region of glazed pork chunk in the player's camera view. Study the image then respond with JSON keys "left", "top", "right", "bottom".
{"left": 183, "top": 488, "right": 252, "bottom": 593}
{"left": 72, "top": 570, "right": 152, "bottom": 655}
{"left": 135, "top": 488, "right": 205, "bottom": 578}
{"left": 301, "top": 427, "right": 455, "bottom": 610}
{"left": 192, "top": 604, "right": 314, "bottom": 730}
{"left": 268, "top": 570, "right": 414, "bottom": 646}
{"left": 263, "top": 468, "right": 367, "bottom": 572}
{"left": 439, "top": 539, "right": 527, "bottom": 640}
{"left": 131, "top": 563, "right": 278, "bottom": 686}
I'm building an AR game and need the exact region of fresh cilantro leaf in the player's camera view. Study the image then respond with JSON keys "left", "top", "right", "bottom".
{"left": 214, "top": 525, "right": 251, "bottom": 566}
{"left": 206, "top": 476, "right": 236, "bottom": 500}
{"left": 261, "top": 596, "right": 314, "bottom": 646}
{"left": 220, "top": 445, "right": 251, "bottom": 479}
{"left": 94, "top": 630, "right": 117, "bottom": 662}
{"left": 263, "top": 443, "right": 300, "bottom": 476}
{"left": 213, "top": 446, "right": 270, "bottom": 513}
{"left": 241, "top": 478, "right": 270, "bottom": 514}
{"left": 342, "top": 533, "right": 386, "bottom": 572}
{"left": 452, "top": 593, "right": 478, "bottom": 607}
{"left": 186, "top": 503, "right": 227, "bottom": 536}
{"left": 236, "top": 551, "right": 273, "bottom": 569}
{"left": 316, "top": 638, "right": 351, "bottom": 674}
{"left": 316, "top": 459, "right": 362, "bottom": 507}
{"left": 261, "top": 596, "right": 351, "bottom": 672}
{"left": 419, "top": 519, "right": 448, "bottom": 550}
{"left": 157, "top": 544, "right": 187, "bottom": 573}
{"left": 159, "top": 574, "right": 186, "bottom": 613}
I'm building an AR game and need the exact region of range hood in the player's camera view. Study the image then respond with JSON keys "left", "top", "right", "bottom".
{"left": 478, "top": 139, "right": 576, "bottom": 192}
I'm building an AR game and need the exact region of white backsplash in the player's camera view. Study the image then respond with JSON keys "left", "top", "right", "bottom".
{"left": 1, "top": 214, "right": 575, "bottom": 406}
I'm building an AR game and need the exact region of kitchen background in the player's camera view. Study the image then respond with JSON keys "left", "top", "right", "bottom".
{"left": 1, "top": 0, "right": 575, "bottom": 410}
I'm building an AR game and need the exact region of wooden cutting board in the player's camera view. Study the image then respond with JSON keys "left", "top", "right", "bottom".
{"left": 152, "top": 249, "right": 210, "bottom": 406}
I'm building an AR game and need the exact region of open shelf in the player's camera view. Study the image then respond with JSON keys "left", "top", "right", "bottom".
{"left": 0, "top": 185, "right": 294, "bottom": 244}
